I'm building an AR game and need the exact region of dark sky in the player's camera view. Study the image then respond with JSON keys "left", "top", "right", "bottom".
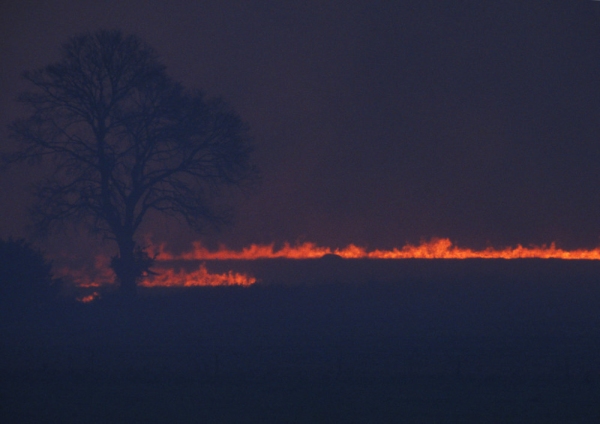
{"left": 2, "top": 0, "right": 600, "bottom": 255}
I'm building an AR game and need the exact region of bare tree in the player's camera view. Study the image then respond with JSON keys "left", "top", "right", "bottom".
{"left": 6, "top": 30, "right": 256, "bottom": 297}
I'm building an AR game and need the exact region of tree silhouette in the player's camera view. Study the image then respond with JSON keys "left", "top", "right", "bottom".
{"left": 7, "top": 30, "right": 256, "bottom": 297}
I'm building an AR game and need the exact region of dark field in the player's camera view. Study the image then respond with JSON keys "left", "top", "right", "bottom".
{"left": 2, "top": 259, "right": 600, "bottom": 422}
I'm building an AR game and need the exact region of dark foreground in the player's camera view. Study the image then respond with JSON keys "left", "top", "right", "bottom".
{"left": 2, "top": 259, "right": 600, "bottom": 422}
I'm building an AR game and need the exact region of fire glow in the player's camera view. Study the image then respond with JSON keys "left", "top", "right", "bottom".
{"left": 154, "top": 238, "right": 600, "bottom": 261}
{"left": 140, "top": 264, "right": 256, "bottom": 288}
{"left": 60, "top": 262, "right": 256, "bottom": 289}
{"left": 63, "top": 238, "right": 600, "bottom": 295}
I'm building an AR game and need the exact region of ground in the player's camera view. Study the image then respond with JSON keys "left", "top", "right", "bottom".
{"left": 2, "top": 260, "right": 600, "bottom": 422}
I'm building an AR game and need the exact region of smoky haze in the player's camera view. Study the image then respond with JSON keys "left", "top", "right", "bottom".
{"left": 2, "top": 1, "right": 600, "bottom": 255}
{"left": 3, "top": 4, "right": 600, "bottom": 421}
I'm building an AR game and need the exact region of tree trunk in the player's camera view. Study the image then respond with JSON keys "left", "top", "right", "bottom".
{"left": 113, "top": 237, "right": 138, "bottom": 299}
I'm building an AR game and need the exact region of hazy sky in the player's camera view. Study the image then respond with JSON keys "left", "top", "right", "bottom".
{"left": 2, "top": 0, "right": 600, "bottom": 255}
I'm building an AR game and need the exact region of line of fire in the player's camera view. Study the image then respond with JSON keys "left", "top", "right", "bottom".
{"left": 55, "top": 238, "right": 600, "bottom": 302}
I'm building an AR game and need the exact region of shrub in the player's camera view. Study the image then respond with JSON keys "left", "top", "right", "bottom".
{"left": 0, "top": 238, "right": 58, "bottom": 304}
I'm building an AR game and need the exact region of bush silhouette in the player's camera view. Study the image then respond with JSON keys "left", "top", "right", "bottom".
{"left": 0, "top": 238, "right": 58, "bottom": 304}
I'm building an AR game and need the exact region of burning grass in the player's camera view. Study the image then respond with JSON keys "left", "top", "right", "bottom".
{"left": 52, "top": 238, "right": 600, "bottom": 302}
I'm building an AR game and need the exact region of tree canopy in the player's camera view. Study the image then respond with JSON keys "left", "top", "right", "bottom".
{"left": 7, "top": 30, "right": 257, "bottom": 296}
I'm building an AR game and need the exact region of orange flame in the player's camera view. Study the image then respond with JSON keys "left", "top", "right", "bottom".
{"left": 153, "top": 238, "right": 600, "bottom": 261}
{"left": 76, "top": 292, "right": 101, "bottom": 303}
{"left": 140, "top": 264, "right": 256, "bottom": 287}
{"left": 58, "top": 238, "right": 600, "bottom": 302}
{"left": 58, "top": 255, "right": 256, "bottom": 294}
{"left": 151, "top": 241, "right": 331, "bottom": 260}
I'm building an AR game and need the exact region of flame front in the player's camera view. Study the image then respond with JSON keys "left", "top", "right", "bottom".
{"left": 60, "top": 238, "right": 600, "bottom": 301}
{"left": 140, "top": 264, "right": 256, "bottom": 287}
{"left": 154, "top": 238, "right": 600, "bottom": 261}
{"left": 56, "top": 255, "right": 256, "bottom": 297}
